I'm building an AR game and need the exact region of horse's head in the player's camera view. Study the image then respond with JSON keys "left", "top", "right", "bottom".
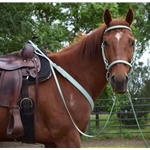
{"left": 102, "top": 8, "right": 135, "bottom": 94}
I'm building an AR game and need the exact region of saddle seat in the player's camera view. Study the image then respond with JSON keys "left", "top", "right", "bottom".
{"left": 0, "top": 44, "right": 51, "bottom": 139}
{"left": 0, "top": 44, "right": 41, "bottom": 74}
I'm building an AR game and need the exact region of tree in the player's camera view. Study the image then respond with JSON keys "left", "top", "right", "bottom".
{"left": 32, "top": 3, "right": 119, "bottom": 51}
{"left": 0, "top": 3, "right": 35, "bottom": 54}
{"left": 1, "top": 2, "right": 150, "bottom": 55}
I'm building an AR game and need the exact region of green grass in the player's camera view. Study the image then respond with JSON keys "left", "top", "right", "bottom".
{"left": 81, "top": 114, "right": 150, "bottom": 141}
{"left": 80, "top": 114, "right": 150, "bottom": 147}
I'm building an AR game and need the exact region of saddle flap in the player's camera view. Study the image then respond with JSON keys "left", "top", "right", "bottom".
{"left": 0, "top": 70, "right": 22, "bottom": 107}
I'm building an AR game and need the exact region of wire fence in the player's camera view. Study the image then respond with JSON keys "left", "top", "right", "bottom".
{"left": 86, "top": 97, "right": 150, "bottom": 135}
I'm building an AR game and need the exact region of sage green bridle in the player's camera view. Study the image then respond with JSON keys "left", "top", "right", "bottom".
{"left": 101, "top": 25, "right": 135, "bottom": 81}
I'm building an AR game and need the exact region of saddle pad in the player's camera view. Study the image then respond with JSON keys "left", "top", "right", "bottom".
{"left": 28, "top": 50, "right": 51, "bottom": 84}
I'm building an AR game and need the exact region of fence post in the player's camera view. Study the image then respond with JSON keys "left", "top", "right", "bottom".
{"left": 95, "top": 107, "right": 100, "bottom": 126}
{"left": 119, "top": 99, "right": 123, "bottom": 134}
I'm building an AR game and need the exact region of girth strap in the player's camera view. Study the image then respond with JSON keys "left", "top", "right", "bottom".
{"left": 20, "top": 78, "right": 35, "bottom": 143}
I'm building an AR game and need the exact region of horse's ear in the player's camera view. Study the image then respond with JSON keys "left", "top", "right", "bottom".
{"left": 125, "top": 8, "right": 134, "bottom": 25}
{"left": 104, "top": 9, "right": 112, "bottom": 26}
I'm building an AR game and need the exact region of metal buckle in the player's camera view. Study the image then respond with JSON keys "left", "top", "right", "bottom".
{"left": 20, "top": 97, "right": 33, "bottom": 109}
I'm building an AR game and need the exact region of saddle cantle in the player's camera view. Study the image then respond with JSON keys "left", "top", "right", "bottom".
{"left": 0, "top": 43, "right": 51, "bottom": 140}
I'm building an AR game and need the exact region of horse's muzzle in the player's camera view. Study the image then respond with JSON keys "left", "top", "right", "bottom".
{"left": 110, "top": 75, "right": 128, "bottom": 94}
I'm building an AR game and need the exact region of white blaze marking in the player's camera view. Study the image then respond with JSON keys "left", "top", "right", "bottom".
{"left": 115, "top": 32, "right": 123, "bottom": 41}
{"left": 70, "top": 94, "right": 74, "bottom": 107}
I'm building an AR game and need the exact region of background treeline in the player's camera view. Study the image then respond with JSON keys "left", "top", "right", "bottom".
{"left": 0, "top": 3, "right": 150, "bottom": 54}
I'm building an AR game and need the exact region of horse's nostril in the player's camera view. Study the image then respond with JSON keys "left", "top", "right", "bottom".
{"left": 111, "top": 75, "right": 115, "bottom": 83}
{"left": 125, "top": 76, "right": 128, "bottom": 83}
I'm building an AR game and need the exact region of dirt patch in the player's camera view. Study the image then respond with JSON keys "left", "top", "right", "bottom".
{"left": 81, "top": 139, "right": 150, "bottom": 148}
{"left": 0, "top": 142, "right": 44, "bottom": 148}
{"left": 0, "top": 139, "right": 149, "bottom": 148}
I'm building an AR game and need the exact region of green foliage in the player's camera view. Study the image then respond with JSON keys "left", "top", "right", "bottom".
{"left": 122, "top": 130, "right": 132, "bottom": 139}
{"left": 32, "top": 2, "right": 121, "bottom": 51}
{"left": 94, "top": 84, "right": 112, "bottom": 112}
{"left": 118, "top": 60, "right": 150, "bottom": 127}
{"left": 1, "top": 2, "right": 149, "bottom": 55}
{"left": 0, "top": 3, "right": 35, "bottom": 54}
{"left": 117, "top": 98, "right": 150, "bottom": 127}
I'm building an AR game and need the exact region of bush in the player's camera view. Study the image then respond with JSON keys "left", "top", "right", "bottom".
{"left": 117, "top": 98, "right": 150, "bottom": 128}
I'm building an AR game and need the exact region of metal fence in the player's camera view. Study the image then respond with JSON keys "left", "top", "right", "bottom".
{"left": 86, "top": 97, "right": 150, "bottom": 135}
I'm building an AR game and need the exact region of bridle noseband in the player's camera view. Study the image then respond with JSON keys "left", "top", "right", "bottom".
{"left": 101, "top": 25, "right": 135, "bottom": 81}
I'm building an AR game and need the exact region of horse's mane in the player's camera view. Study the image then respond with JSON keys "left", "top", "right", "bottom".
{"left": 59, "top": 18, "right": 130, "bottom": 59}
{"left": 59, "top": 24, "right": 106, "bottom": 59}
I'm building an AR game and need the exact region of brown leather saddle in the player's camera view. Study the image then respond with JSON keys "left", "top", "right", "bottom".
{"left": 0, "top": 43, "right": 51, "bottom": 139}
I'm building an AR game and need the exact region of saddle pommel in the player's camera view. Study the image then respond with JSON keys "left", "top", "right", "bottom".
{"left": 21, "top": 44, "right": 34, "bottom": 60}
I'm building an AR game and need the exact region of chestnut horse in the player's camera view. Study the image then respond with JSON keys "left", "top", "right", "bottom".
{"left": 0, "top": 8, "right": 134, "bottom": 147}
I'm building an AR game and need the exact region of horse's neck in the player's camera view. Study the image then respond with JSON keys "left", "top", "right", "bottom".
{"left": 76, "top": 52, "right": 108, "bottom": 101}
{"left": 49, "top": 46, "right": 107, "bottom": 102}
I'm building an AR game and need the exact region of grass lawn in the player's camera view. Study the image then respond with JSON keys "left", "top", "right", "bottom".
{"left": 80, "top": 114, "right": 150, "bottom": 147}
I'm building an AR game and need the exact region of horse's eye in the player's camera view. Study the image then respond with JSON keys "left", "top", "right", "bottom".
{"left": 103, "top": 41, "right": 109, "bottom": 46}
{"left": 131, "top": 41, "right": 135, "bottom": 46}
